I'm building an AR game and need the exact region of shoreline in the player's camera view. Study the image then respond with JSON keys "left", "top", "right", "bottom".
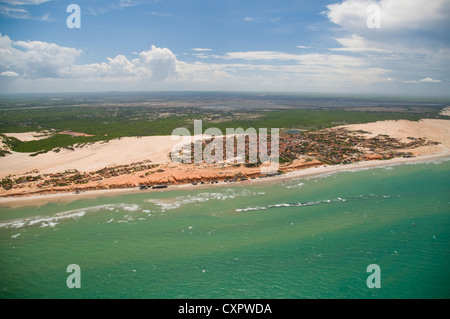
{"left": 1, "top": 118, "right": 449, "bottom": 208}
{"left": 1, "top": 150, "right": 448, "bottom": 208}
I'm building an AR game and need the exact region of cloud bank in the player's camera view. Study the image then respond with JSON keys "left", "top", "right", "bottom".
{"left": 0, "top": 0, "right": 449, "bottom": 95}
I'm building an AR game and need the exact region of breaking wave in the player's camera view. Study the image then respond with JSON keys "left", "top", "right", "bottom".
{"left": 146, "top": 188, "right": 265, "bottom": 212}
{"left": 0, "top": 203, "right": 142, "bottom": 229}
{"left": 235, "top": 193, "right": 393, "bottom": 213}
{"left": 286, "top": 182, "right": 305, "bottom": 189}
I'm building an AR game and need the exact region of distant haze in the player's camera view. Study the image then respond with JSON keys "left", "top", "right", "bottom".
{"left": 0, "top": 0, "right": 449, "bottom": 96}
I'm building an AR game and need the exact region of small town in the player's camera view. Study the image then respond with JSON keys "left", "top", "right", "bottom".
{"left": 181, "top": 128, "right": 438, "bottom": 166}
{"left": 0, "top": 160, "right": 160, "bottom": 192}
{"left": 0, "top": 127, "right": 440, "bottom": 195}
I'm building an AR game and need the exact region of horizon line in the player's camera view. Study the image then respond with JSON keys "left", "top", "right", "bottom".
{"left": 1, "top": 90, "right": 449, "bottom": 100}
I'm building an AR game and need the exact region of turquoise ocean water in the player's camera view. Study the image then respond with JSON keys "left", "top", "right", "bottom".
{"left": 0, "top": 159, "right": 449, "bottom": 299}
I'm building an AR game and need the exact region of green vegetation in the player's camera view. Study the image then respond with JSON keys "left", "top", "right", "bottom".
{"left": 0, "top": 134, "right": 20, "bottom": 148}
{"left": 0, "top": 93, "right": 446, "bottom": 154}
{"left": 13, "top": 134, "right": 95, "bottom": 153}
{"left": 202, "top": 108, "right": 440, "bottom": 133}
{"left": 0, "top": 150, "right": 11, "bottom": 157}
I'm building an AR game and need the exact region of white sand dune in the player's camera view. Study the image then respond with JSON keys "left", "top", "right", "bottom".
{"left": 0, "top": 119, "right": 450, "bottom": 207}
{"left": 3, "top": 132, "right": 52, "bottom": 142}
{"left": 0, "top": 136, "right": 181, "bottom": 177}
{"left": 0, "top": 119, "right": 449, "bottom": 200}
{"left": 338, "top": 119, "right": 450, "bottom": 155}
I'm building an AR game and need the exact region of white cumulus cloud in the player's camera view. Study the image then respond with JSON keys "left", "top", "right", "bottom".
{"left": 326, "top": 0, "right": 450, "bottom": 51}
{"left": 0, "top": 0, "right": 51, "bottom": 4}
{"left": 0, "top": 34, "right": 81, "bottom": 78}
{"left": 327, "top": 0, "right": 449, "bottom": 32}
{"left": 419, "top": 77, "right": 442, "bottom": 83}
{"left": 0, "top": 71, "right": 19, "bottom": 76}
{"left": 191, "top": 48, "right": 212, "bottom": 52}
{"left": 325, "top": 0, "right": 450, "bottom": 92}
{"left": 0, "top": 34, "right": 179, "bottom": 82}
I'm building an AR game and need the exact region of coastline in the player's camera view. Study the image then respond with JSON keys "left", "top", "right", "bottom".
{"left": 1, "top": 118, "right": 449, "bottom": 208}
{"left": 1, "top": 149, "right": 448, "bottom": 208}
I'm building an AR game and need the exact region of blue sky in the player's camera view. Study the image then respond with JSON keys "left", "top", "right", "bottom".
{"left": 0, "top": 0, "right": 449, "bottom": 96}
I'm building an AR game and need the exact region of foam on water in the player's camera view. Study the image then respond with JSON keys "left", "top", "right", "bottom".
{"left": 236, "top": 206, "right": 267, "bottom": 212}
{"left": 235, "top": 193, "right": 392, "bottom": 213}
{"left": 405, "top": 157, "right": 450, "bottom": 166}
{"left": 286, "top": 182, "right": 305, "bottom": 189}
{"left": 147, "top": 189, "right": 265, "bottom": 212}
{"left": 0, "top": 203, "right": 143, "bottom": 229}
{"left": 0, "top": 210, "right": 87, "bottom": 229}
{"left": 0, "top": 159, "right": 449, "bottom": 298}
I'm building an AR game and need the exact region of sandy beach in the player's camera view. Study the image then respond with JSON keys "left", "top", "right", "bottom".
{"left": 0, "top": 149, "right": 448, "bottom": 208}
{"left": 1, "top": 119, "right": 449, "bottom": 207}
{"left": 0, "top": 135, "right": 180, "bottom": 177}
{"left": 337, "top": 119, "right": 450, "bottom": 156}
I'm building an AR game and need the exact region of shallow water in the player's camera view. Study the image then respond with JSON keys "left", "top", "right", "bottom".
{"left": 1, "top": 159, "right": 449, "bottom": 298}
